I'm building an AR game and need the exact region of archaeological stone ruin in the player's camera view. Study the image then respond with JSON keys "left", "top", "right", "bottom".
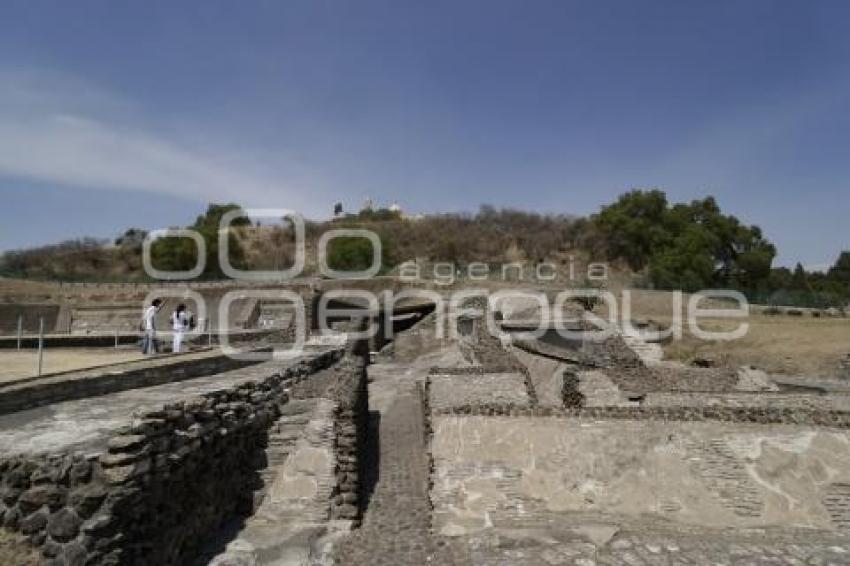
{"left": 2, "top": 278, "right": 850, "bottom": 565}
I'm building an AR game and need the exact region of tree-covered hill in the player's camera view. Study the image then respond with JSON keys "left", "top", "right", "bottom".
{"left": 3, "top": 191, "right": 849, "bottom": 307}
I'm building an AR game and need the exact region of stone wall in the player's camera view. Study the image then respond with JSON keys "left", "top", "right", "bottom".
{"left": 561, "top": 368, "right": 584, "bottom": 408}
{"left": 0, "top": 348, "right": 346, "bottom": 565}
{"left": 0, "top": 305, "right": 61, "bottom": 334}
{"left": 288, "top": 356, "right": 369, "bottom": 522}
{"left": 330, "top": 359, "right": 368, "bottom": 522}
{"left": 0, "top": 334, "right": 140, "bottom": 349}
{"left": 0, "top": 280, "right": 319, "bottom": 336}
{"left": 0, "top": 351, "right": 264, "bottom": 415}
{"left": 0, "top": 328, "right": 279, "bottom": 350}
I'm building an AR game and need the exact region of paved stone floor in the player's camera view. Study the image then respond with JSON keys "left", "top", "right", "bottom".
{"left": 429, "top": 371, "right": 531, "bottom": 412}
{"left": 432, "top": 416, "right": 850, "bottom": 533}
{"left": 204, "top": 399, "right": 343, "bottom": 566}
{"left": 331, "top": 345, "right": 850, "bottom": 566}
{"left": 0, "top": 353, "right": 326, "bottom": 456}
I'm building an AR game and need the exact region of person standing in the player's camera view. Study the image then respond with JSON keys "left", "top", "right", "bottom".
{"left": 171, "top": 303, "right": 189, "bottom": 353}
{"left": 141, "top": 298, "right": 163, "bottom": 355}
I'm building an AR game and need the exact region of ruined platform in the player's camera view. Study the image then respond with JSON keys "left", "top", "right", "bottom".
{"left": 2, "top": 287, "right": 850, "bottom": 565}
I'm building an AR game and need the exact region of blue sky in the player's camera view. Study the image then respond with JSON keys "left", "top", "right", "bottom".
{"left": 0, "top": 1, "right": 849, "bottom": 268}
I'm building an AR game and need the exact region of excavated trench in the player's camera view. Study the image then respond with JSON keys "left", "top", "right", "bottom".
{"left": 0, "top": 346, "right": 367, "bottom": 565}
{"left": 9, "top": 300, "right": 850, "bottom": 566}
{"left": 0, "top": 299, "right": 435, "bottom": 565}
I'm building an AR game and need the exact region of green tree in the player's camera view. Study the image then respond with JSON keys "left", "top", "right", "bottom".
{"left": 648, "top": 225, "right": 718, "bottom": 292}
{"left": 325, "top": 234, "right": 395, "bottom": 275}
{"left": 148, "top": 203, "right": 249, "bottom": 279}
{"left": 592, "top": 190, "right": 776, "bottom": 292}
{"left": 149, "top": 236, "right": 199, "bottom": 273}
{"left": 592, "top": 189, "right": 670, "bottom": 270}
{"left": 790, "top": 262, "right": 810, "bottom": 291}
{"left": 828, "top": 251, "right": 850, "bottom": 286}
{"left": 192, "top": 203, "right": 250, "bottom": 277}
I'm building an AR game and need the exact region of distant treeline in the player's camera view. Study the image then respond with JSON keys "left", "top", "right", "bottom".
{"left": 2, "top": 191, "right": 849, "bottom": 307}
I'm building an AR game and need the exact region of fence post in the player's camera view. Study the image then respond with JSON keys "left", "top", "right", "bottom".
{"left": 37, "top": 317, "right": 44, "bottom": 377}
{"left": 16, "top": 315, "right": 22, "bottom": 350}
{"left": 115, "top": 327, "right": 119, "bottom": 349}
{"left": 207, "top": 319, "right": 213, "bottom": 347}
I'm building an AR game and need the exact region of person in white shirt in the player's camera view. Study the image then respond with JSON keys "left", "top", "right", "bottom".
{"left": 141, "top": 298, "right": 163, "bottom": 355}
{"left": 171, "top": 303, "right": 189, "bottom": 353}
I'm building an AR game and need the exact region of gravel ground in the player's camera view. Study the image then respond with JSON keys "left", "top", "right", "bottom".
{"left": 0, "top": 347, "right": 144, "bottom": 381}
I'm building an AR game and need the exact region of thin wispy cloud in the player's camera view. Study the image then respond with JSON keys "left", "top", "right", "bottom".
{"left": 0, "top": 0, "right": 848, "bottom": 267}
{"left": 0, "top": 69, "right": 319, "bottom": 213}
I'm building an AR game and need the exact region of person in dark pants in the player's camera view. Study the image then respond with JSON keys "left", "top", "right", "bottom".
{"left": 141, "top": 298, "right": 164, "bottom": 355}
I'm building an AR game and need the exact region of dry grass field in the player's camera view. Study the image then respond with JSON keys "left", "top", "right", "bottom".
{"left": 622, "top": 289, "right": 850, "bottom": 378}
{"left": 662, "top": 316, "right": 850, "bottom": 377}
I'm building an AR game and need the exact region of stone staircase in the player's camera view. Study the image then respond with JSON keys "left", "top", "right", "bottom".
{"left": 208, "top": 397, "right": 346, "bottom": 566}
{"left": 255, "top": 400, "right": 319, "bottom": 506}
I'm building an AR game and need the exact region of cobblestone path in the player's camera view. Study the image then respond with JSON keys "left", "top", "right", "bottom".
{"left": 332, "top": 363, "right": 469, "bottom": 566}
{"left": 332, "top": 360, "right": 850, "bottom": 566}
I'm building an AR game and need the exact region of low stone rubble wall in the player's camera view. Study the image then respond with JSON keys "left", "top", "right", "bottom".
{"left": 331, "top": 362, "right": 368, "bottom": 523}
{"left": 0, "top": 328, "right": 280, "bottom": 350}
{"left": 430, "top": 403, "right": 850, "bottom": 427}
{"left": 0, "top": 453, "right": 99, "bottom": 565}
{"left": 0, "top": 348, "right": 345, "bottom": 565}
{"left": 561, "top": 368, "right": 584, "bottom": 408}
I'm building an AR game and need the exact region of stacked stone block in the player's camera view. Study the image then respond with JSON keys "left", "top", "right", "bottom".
{"left": 329, "top": 358, "right": 368, "bottom": 522}
{"left": 0, "top": 348, "right": 344, "bottom": 565}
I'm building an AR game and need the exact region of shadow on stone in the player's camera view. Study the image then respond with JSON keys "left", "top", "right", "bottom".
{"left": 359, "top": 410, "right": 381, "bottom": 515}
